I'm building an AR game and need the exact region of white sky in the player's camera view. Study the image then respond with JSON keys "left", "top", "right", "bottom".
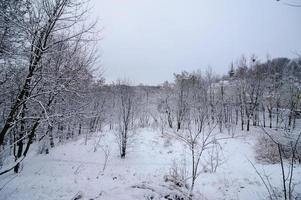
{"left": 90, "top": 0, "right": 301, "bottom": 85}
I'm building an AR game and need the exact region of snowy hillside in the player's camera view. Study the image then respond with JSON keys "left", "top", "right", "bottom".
{"left": 1, "top": 127, "right": 300, "bottom": 200}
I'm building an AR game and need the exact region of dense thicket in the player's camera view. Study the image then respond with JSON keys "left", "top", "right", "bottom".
{"left": 0, "top": 0, "right": 100, "bottom": 173}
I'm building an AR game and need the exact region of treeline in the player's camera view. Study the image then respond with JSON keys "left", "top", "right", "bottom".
{"left": 80, "top": 56, "right": 301, "bottom": 159}
{"left": 157, "top": 56, "right": 301, "bottom": 134}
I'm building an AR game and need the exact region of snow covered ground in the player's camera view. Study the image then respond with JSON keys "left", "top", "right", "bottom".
{"left": 0, "top": 127, "right": 300, "bottom": 200}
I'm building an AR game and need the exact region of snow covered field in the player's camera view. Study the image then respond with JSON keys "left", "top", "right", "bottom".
{"left": 1, "top": 127, "right": 300, "bottom": 200}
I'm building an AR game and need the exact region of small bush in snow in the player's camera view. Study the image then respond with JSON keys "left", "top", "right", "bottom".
{"left": 255, "top": 135, "right": 301, "bottom": 164}
{"left": 164, "top": 159, "right": 189, "bottom": 189}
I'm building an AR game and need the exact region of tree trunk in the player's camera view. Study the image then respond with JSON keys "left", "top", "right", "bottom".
{"left": 278, "top": 144, "right": 287, "bottom": 200}
{"left": 268, "top": 108, "right": 272, "bottom": 128}
{"left": 235, "top": 108, "right": 238, "bottom": 125}
{"left": 276, "top": 103, "right": 279, "bottom": 130}
{"left": 14, "top": 106, "right": 26, "bottom": 173}
{"left": 121, "top": 134, "right": 127, "bottom": 159}
{"left": 240, "top": 98, "right": 244, "bottom": 131}
{"left": 14, "top": 136, "right": 23, "bottom": 173}
{"left": 177, "top": 121, "right": 181, "bottom": 131}
{"left": 262, "top": 105, "right": 266, "bottom": 127}
{"left": 167, "top": 112, "right": 173, "bottom": 128}
{"left": 0, "top": 71, "right": 33, "bottom": 146}
{"left": 48, "top": 125, "right": 54, "bottom": 148}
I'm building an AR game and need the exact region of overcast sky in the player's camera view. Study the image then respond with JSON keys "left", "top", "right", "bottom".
{"left": 90, "top": 0, "right": 301, "bottom": 85}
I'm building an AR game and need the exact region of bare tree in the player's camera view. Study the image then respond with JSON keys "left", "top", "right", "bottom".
{"left": 158, "top": 82, "right": 175, "bottom": 129}
{"left": 174, "top": 72, "right": 191, "bottom": 131}
{"left": 114, "top": 82, "right": 137, "bottom": 158}
{"left": 171, "top": 116, "right": 217, "bottom": 196}
{"left": 167, "top": 72, "right": 222, "bottom": 197}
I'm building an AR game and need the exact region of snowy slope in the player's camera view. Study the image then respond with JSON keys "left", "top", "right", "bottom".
{"left": 0, "top": 128, "right": 300, "bottom": 200}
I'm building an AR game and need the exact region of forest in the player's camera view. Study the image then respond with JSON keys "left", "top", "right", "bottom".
{"left": 0, "top": 0, "right": 301, "bottom": 200}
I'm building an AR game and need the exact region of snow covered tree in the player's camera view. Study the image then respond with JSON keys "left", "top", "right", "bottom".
{"left": 113, "top": 82, "right": 137, "bottom": 158}
{"left": 0, "top": 0, "right": 99, "bottom": 174}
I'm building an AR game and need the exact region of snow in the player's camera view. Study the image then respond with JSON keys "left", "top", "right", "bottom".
{"left": 0, "top": 127, "right": 300, "bottom": 200}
